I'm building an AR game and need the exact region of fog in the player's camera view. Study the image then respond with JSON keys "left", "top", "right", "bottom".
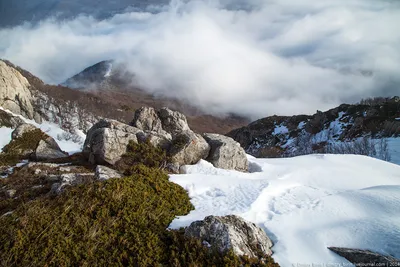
{"left": 1, "top": 0, "right": 399, "bottom": 118}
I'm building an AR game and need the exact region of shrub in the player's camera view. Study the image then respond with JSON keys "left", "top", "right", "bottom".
{"left": 0, "top": 165, "right": 193, "bottom": 266}
{"left": 0, "top": 164, "right": 279, "bottom": 266}
{"left": 116, "top": 140, "right": 171, "bottom": 173}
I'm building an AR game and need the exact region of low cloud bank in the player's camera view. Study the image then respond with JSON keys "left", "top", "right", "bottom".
{"left": 1, "top": 0, "right": 399, "bottom": 118}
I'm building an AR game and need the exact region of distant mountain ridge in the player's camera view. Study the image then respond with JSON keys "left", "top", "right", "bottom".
{"left": 228, "top": 98, "right": 400, "bottom": 161}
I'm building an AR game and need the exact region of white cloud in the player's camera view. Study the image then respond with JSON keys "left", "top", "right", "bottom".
{"left": 0, "top": 0, "right": 399, "bottom": 119}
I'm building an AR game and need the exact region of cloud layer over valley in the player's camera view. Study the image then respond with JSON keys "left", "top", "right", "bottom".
{"left": 1, "top": 0, "right": 399, "bottom": 118}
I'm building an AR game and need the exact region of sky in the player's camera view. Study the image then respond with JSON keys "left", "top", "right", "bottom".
{"left": 0, "top": 0, "right": 399, "bottom": 119}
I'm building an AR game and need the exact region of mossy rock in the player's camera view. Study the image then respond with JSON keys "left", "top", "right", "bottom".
{"left": 0, "top": 128, "right": 47, "bottom": 167}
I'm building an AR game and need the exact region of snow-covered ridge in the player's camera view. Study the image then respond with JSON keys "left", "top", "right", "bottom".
{"left": 228, "top": 99, "right": 400, "bottom": 165}
{"left": 170, "top": 155, "right": 400, "bottom": 266}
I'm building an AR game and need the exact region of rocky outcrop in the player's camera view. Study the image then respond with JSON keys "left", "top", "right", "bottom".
{"left": 83, "top": 119, "right": 143, "bottom": 165}
{"left": 203, "top": 133, "right": 248, "bottom": 172}
{"left": 185, "top": 215, "right": 273, "bottom": 258}
{"left": 328, "top": 247, "right": 399, "bottom": 264}
{"left": 95, "top": 165, "right": 122, "bottom": 181}
{"left": 0, "top": 60, "right": 35, "bottom": 120}
{"left": 32, "top": 90, "right": 99, "bottom": 134}
{"left": 85, "top": 107, "right": 211, "bottom": 169}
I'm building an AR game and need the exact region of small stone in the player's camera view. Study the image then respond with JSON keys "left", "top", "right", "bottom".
{"left": 6, "top": 189, "right": 16, "bottom": 198}
{"left": 95, "top": 165, "right": 122, "bottom": 181}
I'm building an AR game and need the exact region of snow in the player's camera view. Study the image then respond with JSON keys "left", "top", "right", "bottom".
{"left": 104, "top": 62, "right": 113, "bottom": 77}
{"left": 297, "top": 121, "right": 306, "bottom": 129}
{"left": 170, "top": 155, "right": 400, "bottom": 266}
{"left": 0, "top": 127, "right": 13, "bottom": 151}
{"left": 273, "top": 124, "right": 289, "bottom": 135}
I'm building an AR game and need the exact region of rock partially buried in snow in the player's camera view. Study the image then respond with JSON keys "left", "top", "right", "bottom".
{"left": 328, "top": 247, "right": 399, "bottom": 264}
{"left": 95, "top": 165, "right": 122, "bottom": 181}
{"left": 185, "top": 215, "right": 273, "bottom": 258}
{"left": 203, "top": 133, "right": 249, "bottom": 172}
{"left": 169, "top": 131, "right": 210, "bottom": 168}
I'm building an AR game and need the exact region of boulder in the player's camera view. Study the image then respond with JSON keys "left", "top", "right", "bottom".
{"left": 83, "top": 119, "right": 143, "bottom": 165}
{"left": 131, "top": 107, "right": 164, "bottom": 134}
{"left": 185, "top": 215, "right": 273, "bottom": 258}
{"left": 11, "top": 123, "right": 37, "bottom": 139}
{"left": 203, "top": 133, "right": 249, "bottom": 172}
{"left": 35, "top": 138, "right": 68, "bottom": 160}
{"left": 158, "top": 107, "right": 190, "bottom": 136}
{"left": 95, "top": 165, "right": 123, "bottom": 181}
{"left": 328, "top": 247, "right": 399, "bottom": 264}
{"left": 169, "top": 131, "right": 210, "bottom": 167}
{"left": 0, "top": 60, "right": 35, "bottom": 120}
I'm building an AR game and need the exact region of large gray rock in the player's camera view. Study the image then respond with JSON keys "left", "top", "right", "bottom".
{"left": 328, "top": 247, "right": 399, "bottom": 264}
{"left": 169, "top": 131, "right": 210, "bottom": 167}
{"left": 35, "top": 138, "right": 68, "bottom": 160}
{"left": 83, "top": 119, "right": 143, "bottom": 165}
{"left": 95, "top": 165, "right": 123, "bottom": 181}
{"left": 131, "top": 106, "right": 165, "bottom": 134}
{"left": 203, "top": 133, "right": 249, "bottom": 172}
{"left": 0, "top": 60, "right": 35, "bottom": 119}
{"left": 158, "top": 107, "right": 190, "bottom": 136}
{"left": 185, "top": 215, "right": 273, "bottom": 258}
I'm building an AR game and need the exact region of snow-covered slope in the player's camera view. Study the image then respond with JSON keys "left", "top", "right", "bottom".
{"left": 0, "top": 108, "right": 85, "bottom": 154}
{"left": 170, "top": 155, "right": 400, "bottom": 266}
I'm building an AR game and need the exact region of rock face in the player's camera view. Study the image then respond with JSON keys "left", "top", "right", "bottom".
{"left": 0, "top": 60, "right": 35, "bottom": 120}
{"left": 185, "top": 215, "right": 273, "bottom": 258}
{"left": 83, "top": 119, "right": 143, "bottom": 165}
{"left": 203, "top": 133, "right": 248, "bottom": 172}
{"left": 328, "top": 247, "right": 399, "bottom": 264}
{"left": 95, "top": 165, "right": 122, "bottom": 181}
